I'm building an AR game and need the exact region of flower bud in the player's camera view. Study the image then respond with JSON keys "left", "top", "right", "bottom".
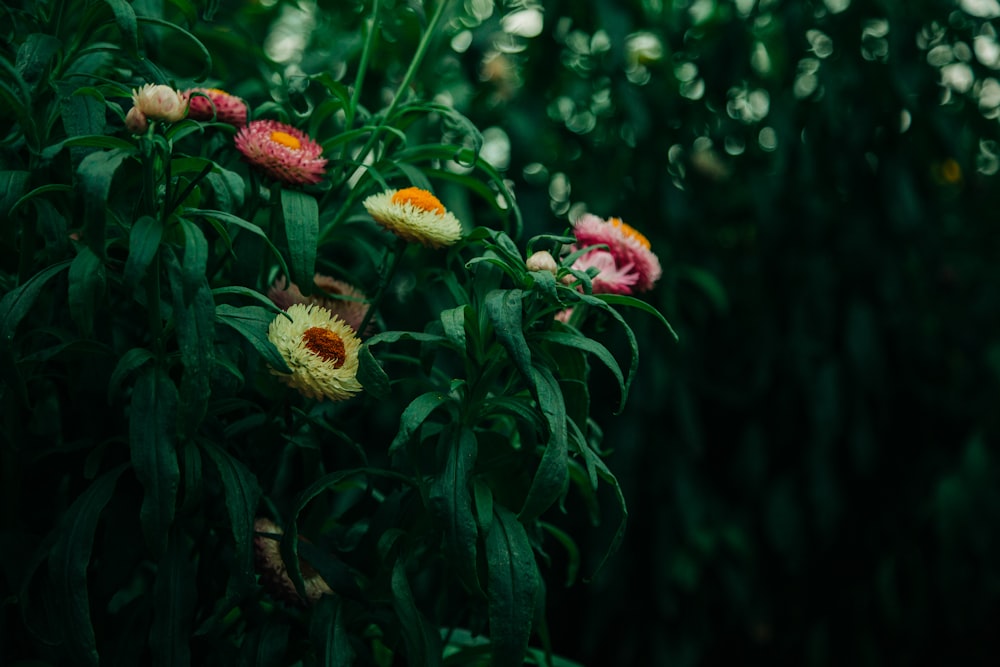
{"left": 131, "top": 83, "right": 187, "bottom": 123}
{"left": 125, "top": 106, "right": 148, "bottom": 134}
{"left": 526, "top": 250, "right": 558, "bottom": 274}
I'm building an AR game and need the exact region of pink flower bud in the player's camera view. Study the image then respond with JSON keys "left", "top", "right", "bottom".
{"left": 131, "top": 83, "right": 187, "bottom": 123}
{"left": 125, "top": 106, "right": 148, "bottom": 134}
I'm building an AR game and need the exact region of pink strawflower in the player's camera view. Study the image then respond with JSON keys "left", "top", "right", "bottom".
{"left": 268, "top": 274, "right": 372, "bottom": 337}
{"left": 572, "top": 250, "right": 639, "bottom": 295}
{"left": 572, "top": 214, "right": 661, "bottom": 292}
{"left": 183, "top": 87, "right": 248, "bottom": 126}
{"left": 234, "top": 119, "right": 327, "bottom": 186}
{"left": 125, "top": 106, "right": 148, "bottom": 134}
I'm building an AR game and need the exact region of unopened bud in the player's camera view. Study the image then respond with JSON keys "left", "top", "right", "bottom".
{"left": 125, "top": 106, "right": 149, "bottom": 134}
{"left": 526, "top": 250, "right": 558, "bottom": 274}
{"left": 132, "top": 83, "right": 187, "bottom": 123}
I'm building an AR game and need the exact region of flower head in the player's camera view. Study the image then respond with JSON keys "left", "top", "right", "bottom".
{"left": 125, "top": 106, "right": 149, "bottom": 134}
{"left": 253, "top": 518, "right": 333, "bottom": 606}
{"left": 572, "top": 213, "right": 661, "bottom": 292}
{"left": 268, "top": 274, "right": 372, "bottom": 337}
{"left": 572, "top": 249, "right": 639, "bottom": 295}
{"left": 183, "top": 87, "right": 247, "bottom": 126}
{"left": 235, "top": 119, "right": 327, "bottom": 186}
{"left": 131, "top": 83, "right": 187, "bottom": 123}
{"left": 362, "top": 187, "right": 463, "bottom": 248}
{"left": 267, "top": 303, "right": 363, "bottom": 401}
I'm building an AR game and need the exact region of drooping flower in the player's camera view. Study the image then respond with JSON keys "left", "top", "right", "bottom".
{"left": 234, "top": 119, "right": 327, "bottom": 186}
{"left": 572, "top": 213, "right": 661, "bottom": 292}
{"left": 362, "top": 187, "right": 463, "bottom": 248}
{"left": 253, "top": 518, "right": 333, "bottom": 606}
{"left": 268, "top": 274, "right": 371, "bottom": 337}
{"left": 183, "top": 87, "right": 248, "bottom": 126}
{"left": 131, "top": 83, "right": 187, "bottom": 123}
{"left": 572, "top": 249, "right": 639, "bottom": 295}
{"left": 267, "top": 303, "right": 363, "bottom": 401}
{"left": 125, "top": 106, "right": 149, "bottom": 134}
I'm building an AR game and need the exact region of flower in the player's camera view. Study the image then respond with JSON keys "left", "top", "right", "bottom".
{"left": 125, "top": 106, "right": 148, "bottom": 134}
{"left": 131, "top": 83, "right": 187, "bottom": 123}
{"left": 183, "top": 87, "right": 247, "bottom": 126}
{"left": 526, "top": 250, "right": 559, "bottom": 274}
{"left": 572, "top": 213, "right": 661, "bottom": 292}
{"left": 234, "top": 119, "right": 327, "bottom": 186}
{"left": 572, "top": 249, "right": 639, "bottom": 295}
{"left": 267, "top": 303, "right": 363, "bottom": 401}
{"left": 362, "top": 187, "right": 463, "bottom": 248}
{"left": 268, "top": 274, "right": 372, "bottom": 337}
{"left": 253, "top": 518, "right": 333, "bottom": 606}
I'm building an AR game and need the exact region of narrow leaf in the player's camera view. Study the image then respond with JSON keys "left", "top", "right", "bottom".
{"left": 68, "top": 247, "right": 105, "bottom": 338}
{"left": 151, "top": 532, "right": 196, "bottom": 667}
{"left": 485, "top": 505, "right": 538, "bottom": 667}
{"left": 429, "top": 426, "right": 481, "bottom": 595}
{"left": 534, "top": 330, "right": 626, "bottom": 414}
{"left": 215, "top": 304, "right": 291, "bottom": 373}
{"left": 391, "top": 560, "right": 443, "bottom": 667}
{"left": 357, "top": 344, "right": 390, "bottom": 399}
{"left": 77, "top": 149, "right": 129, "bottom": 258}
{"left": 389, "top": 391, "right": 452, "bottom": 454}
{"left": 281, "top": 188, "right": 319, "bottom": 291}
{"left": 203, "top": 442, "right": 261, "bottom": 595}
{"left": 518, "top": 364, "right": 569, "bottom": 522}
{"left": 309, "top": 596, "right": 354, "bottom": 667}
{"left": 485, "top": 289, "right": 533, "bottom": 389}
{"left": 0, "top": 260, "right": 72, "bottom": 341}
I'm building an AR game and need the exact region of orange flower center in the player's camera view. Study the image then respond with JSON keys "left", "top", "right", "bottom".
{"left": 609, "top": 217, "right": 651, "bottom": 250}
{"left": 208, "top": 88, "right": 228, "bottom": 96}
{"left": 302, "top": 327, "right": 346, "bottom": 368}
{"left": 271, "top": 131, "right": 301, "bottom": 150}
{"left": 391, "top": 187, "right": 445, "bottom": 214}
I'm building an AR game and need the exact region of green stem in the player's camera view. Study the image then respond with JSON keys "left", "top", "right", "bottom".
{"left": 345, "top": 0, "right": 381, "bottom": 137}
{"left": 357, "top": 237, "right": 407, "bottom": 336}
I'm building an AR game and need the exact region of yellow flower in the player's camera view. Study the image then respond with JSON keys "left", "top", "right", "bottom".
{"left": 253, "top": 518, "right": 333, "bottom": 606}
{"left": 267, "top": 303, "right": 363, "bottom": 401}
{"left": 362, "top": 187, "right": 463, "bottom": 248}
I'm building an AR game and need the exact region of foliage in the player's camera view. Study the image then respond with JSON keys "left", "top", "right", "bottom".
{"left": 0, "top": 1, "right": 670, "bottom": 665}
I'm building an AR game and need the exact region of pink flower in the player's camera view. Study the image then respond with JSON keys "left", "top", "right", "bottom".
{"left": 572, "top": 250, "right": 639, "bottom": 295}
{"left": 125, "top": 106, "right": 149, "bottom": 134}
{"left": 183, "top": 87, "right": 248, "bottom": 126}
{"left": 234, "top": 120, "right": 327, "bottom": 186}
{"left": 131, "top": 83, "right": 186, "bottom": 123}
{"left": 268, "top": 274, "right": 372, "bottom": 337}
{"left": 572, "top": 214, "right": 661, "bottom": 292}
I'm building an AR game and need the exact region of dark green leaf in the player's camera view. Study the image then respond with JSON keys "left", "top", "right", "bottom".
{"left": 518, "top": 364, "right": 569, "bottom": 522}
{"left": 357, "top": 344, "right": 390, "bottom": 399}
{"left": 103, "top": 0, "right": 139, "bottom": 55}
{"left": 310, "top": 596, "right": 354, "bottom": 667}
{"left": 430, "top": 426, "right": 481, "bottom": 595}
{"left": 165, "top": 248, "right": 214, "bottom": 432}
{"left": 281, "top": 188, "right": 319, "bottom": 291}
{"left": 189, "top": 209, "right": 291, "bottom": 282}
{"left": 178, "top": 218, "right": 209, "bottom": 304}
{"left": 593, "top": 293, "right": 679, "bottom": 341}
{"left": 150, "top": 532, "right": 196, "bottom": 667}
{"left": 485, "top": 505, "right": 538, "bottom": 667}
{"left": 533, "top": 330, "right": 625, "bottom": 414}
{"left": 391, "top": 559, "right": 443, "bottom": 667}
{"left": 215, "top": 304, "right": 291, "bottom": 373}
{"left": 440, "top": 305, "right": 468, "bottom": 353}
{"left": 389, "top": 391, "right": 452, "bottom": 453}
{"left": 67, "top": 247, "right": 105, "bottom": 338}
{"left": 16, "top": 33, "right": 61, "bottom": 85}
{"left": 107, "top": 347, "right": 155, "bottom": 404}
{"left": 47, "top": 465, "right": 127, "bottom": 667}
{"left": 203, "top": 442, "right": 261, "bottom": 595}
{"left": 135, "top": 17, "right": 213, "bottom": 81}
{"left": 0, "top": 171, "right": 30, "bottom": 220}
{"left": 77, "top": 149, "right": 129, "bottom": 258}
{"left": 485, "top": 289, "right": 533, "bottom": 389}
{"left": 129, "top": 366, "right": 180, "bottom": 557}
{"left": 123, "top": 216, "right": 163, "bottom": 287}
{"left": 0, "top": 260, "right": 72, "bottom": 341}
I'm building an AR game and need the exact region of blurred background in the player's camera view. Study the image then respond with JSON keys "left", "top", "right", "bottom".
{"left": 211, "top": 0, "right": 1000, "bottom": 663}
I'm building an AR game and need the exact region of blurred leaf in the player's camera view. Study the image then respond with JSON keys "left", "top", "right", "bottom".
{"left": 47, "top": 465, "right": 127, "bottom": 667}
{"left": 0, "top": 260, "right": 72, "bottom": 341}
{"left": 309, "top": 596, "right": 354, "bottom": 667}
{"left": 103, "top": 0, "right": 139, "bottom": 56}
{"left": 281, "top": 188, "right": 319, "bottom": 292}
{"left": 67, "top": 247, "right": 105, "bottom": 338}
{"left": 129, "top": 366, "right": 180, "bottom": 558}
{"left": 391, "top": 559, "right": 443, "bottom": 667}
{"left": 107, "top": 347, "right": 156, "bottom": 404}
{"left": 0, "top": 171, "right": 30, "bottom": 220}
{"left": 485, "top": 505, "right": 538, "bottom": 667}
{"left": 16, "top": 33, "right": 61, "bottom": 86}
{"left": 203, "top": 442, "right": 261, "bottom": 595}
{"left": 135, "top": 16, "right": 212, "bottom": 80}
{"left": 150, "top": 532, "right": 196, "bottom": 667}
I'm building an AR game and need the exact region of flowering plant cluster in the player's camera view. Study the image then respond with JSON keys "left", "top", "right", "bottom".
{"left": 0, "top": 2, "right": 673, "bottom": 665}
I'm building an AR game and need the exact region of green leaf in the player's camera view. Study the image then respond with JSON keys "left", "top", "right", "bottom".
{"left": 203, "top": 442, "right": 261, "bottom": 595}
{"left": 178, "top": 219, "right": 209, "bottom": 304}
{"left": 357, "top": 344, "right": 390, "bottom": 399}
{"left": 48, "top": 465, "right": 127, "bottom": 667}
{"left": 103, "top": 0, "right": 139, "bottom": 56}
{"left": 0, "top": 260, "right": 72, "bottom": 341}
{"left": 440, "top": 305, "right": 468, "bottom": 354}
{"left": 211, "top": 286, "right": 285, "bottom": 314}
{"left": 0, "top": 171, "right": 30, "bottom": 220}
{"left": 215, "top": 304, "right": 291, "bottom": 373}
{"left": 151, "top": 532, "right": 196, "bottom": 667}
{"left": 391, "top": 560, "right": 443, "bottom": 667}
{"left": 533, "top": 330, "right": 626, "bottom": 414}
{"left": 67, "top": 247, "right": 105, "bottom": 338}
{"left": 136, "top": 16, "right": 213, "bottom": 81}
{"left": 309, "top": 596, "right": 354, "bottom": 667}
{"left": 518, "top": 364, "right": 569, "bottom": 522}
{"left": 165, "top": 248, "right": 214, "bottom": 432}
{"left": 281, "top": 188, "right": 319, "bottom": 291}
{"left": 59, "top": 95, "right": 110, "bottom": 164}
{"left": 129, "top": 366, "right": 180, "bottom": 558}
{"left": 389, "top": 391, "right": 453, "bottom": 454}
{"left": 485, "top": 289, "right": 533, "bottom": 389}
{"left": 123, "top": 216, "right": 163, "bottom": 287}
{"left": 107, "top": 348, "right": 156, "bottom": 403}
{"left": 429, "top": 426, "right": 481, "bottom": 595}
{"left": 593, "top": 293, "right": 679, "bottom": 341}
{"left": 16, "top": 33, "right": 61, "bottom": 86}
{"left": 485, "top": 505, "right": 538, "bottom": 667}
{"left": 189, "top": 209, "right": 291, "bottom": 282}
{"left": 77, "top": 149, "right": 129, "bottom": 258}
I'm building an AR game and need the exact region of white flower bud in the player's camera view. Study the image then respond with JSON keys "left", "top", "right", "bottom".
{"left": 125, "top": 106, "right": 148, "bottom": 134}
{"left": 131, "top": 83, "right": 187, "bottom": 123}
{"left": 526, "top": 250, "right": 559, "bottom": 274}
